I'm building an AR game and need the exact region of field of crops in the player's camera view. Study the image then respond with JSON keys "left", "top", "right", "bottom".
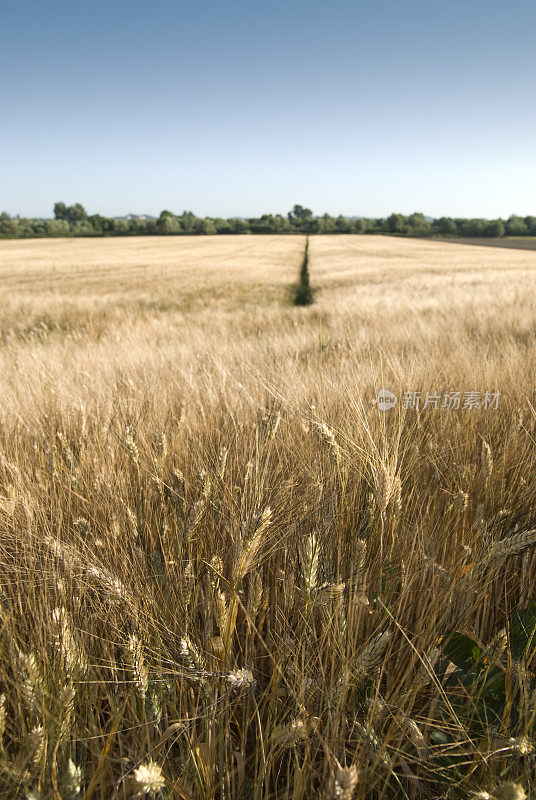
{"left": 1, "top": 234, "right": 536, "bottom": 799}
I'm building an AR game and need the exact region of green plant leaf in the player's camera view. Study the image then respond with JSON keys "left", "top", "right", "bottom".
{"left": 441, "top": 631, "right": 481, "bottom": 672}
{"left": 507, "top": 601, "right": 536, "bottom": 660}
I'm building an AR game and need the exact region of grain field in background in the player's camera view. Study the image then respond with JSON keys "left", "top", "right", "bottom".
{"left": 1, "top": 234, "right": 536, "bottom": 800}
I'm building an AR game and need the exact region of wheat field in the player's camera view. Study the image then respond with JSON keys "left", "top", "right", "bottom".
{"left": 1, "top": 234, "right": 536, "bottom": 800}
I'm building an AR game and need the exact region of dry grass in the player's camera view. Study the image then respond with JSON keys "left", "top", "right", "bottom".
{"left": 1, "top": 234, "right": 536, "bottom": 799}
{"left": 436, "top": 237, "right": 536, "bottom": 252}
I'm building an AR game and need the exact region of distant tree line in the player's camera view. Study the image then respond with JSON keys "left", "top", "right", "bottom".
{"left": 1, "top": 202, "right": 535, "bottom": 239}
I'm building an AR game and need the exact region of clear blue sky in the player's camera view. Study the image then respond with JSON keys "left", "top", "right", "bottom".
{"left": 2, "top": 0, "right": 535, "bottom": 219}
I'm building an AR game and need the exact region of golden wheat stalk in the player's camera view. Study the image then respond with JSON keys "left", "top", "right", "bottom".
{"left": 312, "top": 418, "right": 341, "bottom": 465}
{"left": 330, "top": 763, "right": 359, "bottom": 800}
{"left": 485, "top": 628, "right": 507, "bottom": 667}
{"left": 355, "top": 630, "right": 392, "bottom": 676}
{"left": 301, "top": 530, "right": 319, "bottom": 597}
{"left": 374, "top": 465, "right": 394, "bottom": 515}
{"left": 51, "top": 606, "right": 88, "bottom": 679}
{"left": 238, "top": 506, "right": 272, "bottom": 577}
{"left": 258, "top": 410, "right": 281, "bottom": 446}
{"left": 483, "top": 529, "right": 536, "bottom": 564}
{"left": 481, "top": 440, "right": 493, "bottom": 481}
{"left": 127, "top": 634, "right": 149, "bottom": 698}
{"left": 123, "top": 425, "right": 140, "bottom": 466}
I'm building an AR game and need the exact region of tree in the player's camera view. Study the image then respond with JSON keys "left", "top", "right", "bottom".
{"left": 46, "top": 219, "right": 71, "bottom": 236}
{"left": 157, "top": 211, "right": 181, "bottom": 234}
{"left": 0, "top": 204, "right": 525, "bottom": 241}
{"left": 54, "top": 202, "right": 87, "bottom": 223}
{"left": 67, "top": 203, "right": 87, "bottom": 223}
{"left": 111, "top": 218, "right": 130, "bottom": 234}
{"left": 288, "top": 205, "right": 313, "bottom": 226}
{"left": 195, "top": 218, "right": 216, "bottom": 235}
{"left": 54, "top": 202, "right": 67, "bottom": 220}
{"left": 31, "top": 219, "right": 46, "bottom": 236}
{"left": 483, "top": 219, "right": 505, "bottom": 237}
{"left": 214, "top": 218, "right": 232, "bottom": 234}
{"left": 387, "top": 213, "right": 406, "bottom": 233}
{"left": 374, "top": 217, "right": 389, "bottom": 233}
{"left": 179, "top": 211, "right": 198, "bottom": 232}
{"left": 0, "top": 212, "right": 19, "bottom": 237}
{"left": 18, "top": 217, "right": 34, "bottom": 237}
{"left": 460, "top": 219, "right": 486, "bottom": 237}
{"left": 88, "top": 214, "right": 105, "bottom": 233}
{"left": 407, "top": 212, "right": 431, "bottom": 235}
{"left": 320, "top": 214, "right": 336, "bottom": 233}
{"left": 230, "top": 218, "right": 250, "bottom": 234}
{"left": 250, "top": 214, "right": 276, "bottom": 234}
{"left": 335, "top": 215, "right": 351, "bottom": 233}
{"left": 505, "top": 215, "right": 527, "bottom": 236}
{"left": 272, "top": 214, "right": 291, "bottom": 233}
{"left": 524, "top": 216, "right": 536, "bottom": 235}
{"left": 433, "top": 217, "right": 457, "bottom": 235}
{"left": 310, "top": 217, "right": 326, "bottom": 234}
